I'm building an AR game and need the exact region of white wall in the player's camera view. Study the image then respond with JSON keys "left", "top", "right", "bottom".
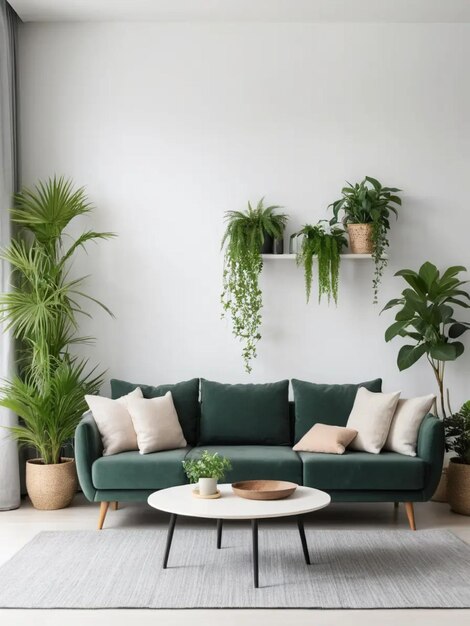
{"left": 17, "top": 22, "right": 470, "bottom": 406}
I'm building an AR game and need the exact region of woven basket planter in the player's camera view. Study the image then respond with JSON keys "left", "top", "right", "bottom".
{"left": 431, "top": 468, "right": 448, "bottom": 503}
{"left": 26, "top": 457, "right": 78, "bottom": 510}
{"left": 447, "top": 458, "right": 470, "bottom": 516}
{"left": 347, "top": 223, "right": 374, "bottom": 254}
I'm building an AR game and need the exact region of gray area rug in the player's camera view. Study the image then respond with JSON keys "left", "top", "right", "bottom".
{"left": 0, "top": 527, "right": 469, "bottom": 608}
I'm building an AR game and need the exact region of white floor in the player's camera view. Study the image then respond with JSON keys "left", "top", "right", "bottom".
{"left": 1, "top": 495, "right": 469, "bottom": 625}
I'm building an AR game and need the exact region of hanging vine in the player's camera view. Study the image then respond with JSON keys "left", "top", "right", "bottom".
{"left": 221, "top": 198, "right": 287, "bottom": 373}
{"left": 294, "top": 220, "right": 347, "bottom": 304}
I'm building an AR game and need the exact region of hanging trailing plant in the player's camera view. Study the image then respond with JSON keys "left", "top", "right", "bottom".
{"left": 293, "top": 220, "right": 347, "bottom": 304}
{"left": 329, "top": 176, "right": 401, "bottom": 303}
{"left": 221, "top": 198, "right": 287, "bottom": 373}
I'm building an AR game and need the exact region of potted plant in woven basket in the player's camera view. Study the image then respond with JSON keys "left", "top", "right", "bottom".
{"left": 382, "top": 261, "right": 470, "bottom": 502}
{"left": 292, "top": 220, "right": 347, "bottom": 305}
{"left": 445, "top": 401, "right": 470, "bottom": 515}
{"left": 221, "top": 198, "right": 288, "bottom": 373}
{"left": 183, "top": 450, "right": 232, "bottom": 497}
{"left": 329, "top": 176, "right": 401, "bottom": 302}
{"left": 0, "top": 177, "right": 114, "bottom": 510}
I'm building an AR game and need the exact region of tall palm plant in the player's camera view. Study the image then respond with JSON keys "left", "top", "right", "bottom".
{"left": 0, "top": 177, "right": 114, "bottom": 464}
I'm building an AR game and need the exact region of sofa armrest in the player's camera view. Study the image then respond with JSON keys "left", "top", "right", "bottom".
{"left": 417, "top": 414, "right": 445, "bottom": 500}
{"left": 74, "top": 411, "right": 103, "bottom": 502}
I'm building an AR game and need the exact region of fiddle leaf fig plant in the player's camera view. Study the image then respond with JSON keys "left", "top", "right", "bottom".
{"left": 221, "top": 198, "right": 287, "bottom": 373}
{"left": 382, "top": 262, "right": 470, "bottom": 418}
{"left": 293, "top": 220, "right": 347, "bottom": 304}
{"left": 329, "top": 176, "right": 401, "bottom": 302}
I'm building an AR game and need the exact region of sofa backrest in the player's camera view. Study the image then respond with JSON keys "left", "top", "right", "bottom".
{"left": 198, "top": 379, "right": 291, "bottom": 446}
{"left": 110, "top": 377, "right": 383, "bottom": 448}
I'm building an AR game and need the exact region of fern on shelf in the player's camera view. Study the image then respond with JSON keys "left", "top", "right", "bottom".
{"left": 293, "top": 220, "right": 347, "bottom": 305}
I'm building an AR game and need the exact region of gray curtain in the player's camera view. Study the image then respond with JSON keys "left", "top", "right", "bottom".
{"left": 0, "top": 0, "right": 20, "bottom": 511}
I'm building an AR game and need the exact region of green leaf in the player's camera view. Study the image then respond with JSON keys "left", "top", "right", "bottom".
{"left": 429, "top": 343, "right": 460, "bottom": 361}
{"left": 438, "top": 304, "right": 454, "bottom": 324}
{"left": 395, "top": 305, "right": 417, "bottom": 322}
{"left": 447, "top": 297, "right": 470, "bottom": 309}
{"left": 394, "top": 269, "right": 427, "bottom": 295}
{"left": 440, "top": 265, "right": 467, "bottom": 282}
{"left": 380, "top": 298, "right": 403, "bottom": 313}
{"left": 418, "top": 262, "right": 439, "bottom": 290}
{"left": 449, "top": 323, "right": 470, "bottom": 338}
{"left": 365, "top": 176, "right": 381, "bottom": 190}
{"left": 385, "top": 320, "right": 409, "bottom": 342}
{"left": 397, "top": 344, "right": 427, "bottom": 371}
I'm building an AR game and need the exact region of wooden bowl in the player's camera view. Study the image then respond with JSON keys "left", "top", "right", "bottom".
{"left": 232, "top": 480, "right": 298, "bottom": 500}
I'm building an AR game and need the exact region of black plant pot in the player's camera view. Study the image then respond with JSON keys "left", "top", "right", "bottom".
{"left": 273, "top": 238, "right": 284, "bottom": 254}
{"left": 260, "top": 232, "right": 274, "bottom": 254}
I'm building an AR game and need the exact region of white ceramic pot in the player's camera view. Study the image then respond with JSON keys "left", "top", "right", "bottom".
{"left": 198, "top": 477, "right": 217, "bottom": 496}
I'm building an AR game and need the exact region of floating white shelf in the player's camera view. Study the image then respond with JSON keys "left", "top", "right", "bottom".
{"left": 262, "top": 253, "right": 386, "bottom": 260}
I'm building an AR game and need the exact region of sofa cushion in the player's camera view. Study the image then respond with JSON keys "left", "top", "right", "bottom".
{"left": 347, "top": 388, "right": 401, "bottom": 454}
{"left": 111, "top": 378, "right": 199, "bottom": 445}
{"left": 92, "top": 447, "right": 190, "bottom": 490}
{"left": 84, "top": 388, "right": 142, "bottom": 456}
{"left": 128, "top": 393, "right": 187, "bottom": 454}
{"left": 199, "top": 379, "right": 290, "bottom": 445}
{"left": 293, "top": 423, "right": 358, "bottom": 454}
{"left": 186, "top": 446, "right": 302, "bottom": 484}
{"left": 298, "top": 450, "right": 425, "bottom": 491}
{"left": 292, "top": 378, "right": 382, "bottom": 443}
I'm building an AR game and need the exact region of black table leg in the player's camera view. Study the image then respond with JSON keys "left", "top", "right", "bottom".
{"left": 163, "top": 513, "right": 177, "bottom": 569}
{"left": 217, "top": 519, "right": 223, "bottom": 549}
{"left": 297, "top": 515, "right": 310, "bottom": 565}
{"left": 252, "top": 519, "right": 259, "bottom": 588}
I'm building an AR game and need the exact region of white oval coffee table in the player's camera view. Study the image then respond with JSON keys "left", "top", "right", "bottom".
{"left": 148, "top": 483, "right": 330, "bottom": 588}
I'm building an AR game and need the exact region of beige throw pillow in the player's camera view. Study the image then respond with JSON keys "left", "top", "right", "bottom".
{"left": 293, "top": 423, "right": 358, "bottom": 454}
{"left": 384, "top": 394, "right": 435, "bottom": 456}
{"left": 85, "top": 387, "right": 143, "bottom": 456}
{"left": 347, "top": 387, "right": 401, "bottom": 454}
{"left": 127, "top": 392, "right": 187, "bottom": 454}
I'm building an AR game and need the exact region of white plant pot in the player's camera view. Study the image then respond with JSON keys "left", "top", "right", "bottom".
{"left": 198, "top": 477, "right": 217, "bottom": 496}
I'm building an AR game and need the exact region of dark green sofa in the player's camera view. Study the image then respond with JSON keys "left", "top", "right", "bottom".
{"left": 75, "top": 377, "right": 444, "bottom": 530}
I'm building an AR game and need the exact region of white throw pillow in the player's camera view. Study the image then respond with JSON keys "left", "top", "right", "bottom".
{"left": 85, "top": 387, "right": 143, "bottom": 456}
{"left": 347, "top": 387, "right": 401, "bottom": 454}
{"left": 127, "top": 391, "right": 187, "bottom": 454}
{"left": 384, "top": 394, "right": 435, "bottom": 456}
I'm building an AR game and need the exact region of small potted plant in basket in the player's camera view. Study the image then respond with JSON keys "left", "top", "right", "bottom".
{"left": 444, "top": 401, "right": 470, "bottom": 516}
{"left": 329, "top": 176, "right": 401, "bottom": 302}
{"left": 183, "top": 450, "right": 232, "bottom": 497}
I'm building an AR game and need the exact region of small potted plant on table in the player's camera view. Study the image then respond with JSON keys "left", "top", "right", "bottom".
{"left": 445, "top": 401, "right": 470, "bottom": 516}
{"left": 183, "top": 450, "right": 232, "bottom": 497}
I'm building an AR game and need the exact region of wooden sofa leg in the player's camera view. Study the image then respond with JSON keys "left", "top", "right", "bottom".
{"left": 98, "top": 502, "right": 109, "bottom": 530}
{"left": 112, "top": 501, "right": 119, "bottom": 511}
{"left": 404, "top": 502, "right": 416, "bottom": 530}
